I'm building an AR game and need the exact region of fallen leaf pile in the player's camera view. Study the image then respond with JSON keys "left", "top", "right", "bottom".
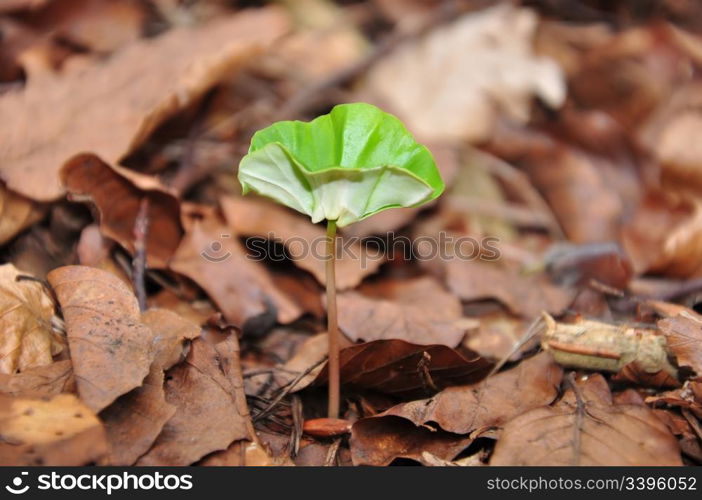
{"left": 1, "top": 0, "right": 702, "bottom": 467}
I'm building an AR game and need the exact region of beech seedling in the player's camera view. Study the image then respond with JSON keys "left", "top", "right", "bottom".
{"left": 238, "top": 102, "right": 444, "bottom": 417}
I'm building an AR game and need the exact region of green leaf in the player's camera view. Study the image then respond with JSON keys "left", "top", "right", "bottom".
{"left": 238, "top": 103, "right": 444, "bottom": 227}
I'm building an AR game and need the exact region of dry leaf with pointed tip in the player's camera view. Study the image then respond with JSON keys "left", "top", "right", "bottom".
{"left": 47, "top": 265, "right": 156, "bottom": 412}
{"left": 365, "top": 4, "right": 564, "bottom": 143}
{"left": 62, "top": 154, "right": 183, "bottom": 268}
{"left": 0, "top": 360, "right": 74, "bottom": 398}
{"left": 446, "top": 260, "right": 574, "bottom": 318}
{"left": 350, "top": 416, "right": 472, "bottom": 466}
{"left": 490, "top": 375, "right": 682, "bottom": 465}
{"left": 380, "top": 352, "right": 562, "bottom": 435}
{"left": 137, "top": 333, "right": 253, "bottom": 466}
{"left": 170, "top": 204, "right": 301, "bottom": 332}
{"left": 337, "top": 276, "right": 466, "bottom": 347}
{"left": 0, "top": 8, "right": 288, "bottom": 201}
{"left": 0, "top": 263, "right": 63, "bottom": 374}
{"left": 0, "top": 393, "right": 108, "bottom": 466}
{"left": 221, "top": 196, "right": 383, "bottom": 290}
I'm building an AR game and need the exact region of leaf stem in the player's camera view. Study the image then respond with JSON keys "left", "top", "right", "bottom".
{"left": 326, "top": 219, "right": 340, "bottom": 418}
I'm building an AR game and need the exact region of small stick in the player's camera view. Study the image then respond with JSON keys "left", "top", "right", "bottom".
{"left": 132, "top": 198, "right": 150, "bottom": 311}
{"left": 324, "top": 438, "right": 342, "bottom": 467}
{"left": 326, "top": 220, "right": 340, "bottom": 418}
{"left": 565, "top": 372, "right": 585, "bottom": 466}
{"left": 253, "top": 356, "right": 327, "bottom": 423}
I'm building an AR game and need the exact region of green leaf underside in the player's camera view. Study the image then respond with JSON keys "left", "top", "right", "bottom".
{"left": 238, "top": 103, "right": 444, "bottom": 226}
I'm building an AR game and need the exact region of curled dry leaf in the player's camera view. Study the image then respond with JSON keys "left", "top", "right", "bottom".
{"left": 379, "top": 352, "right": 562, "bottom": 435}
{"left": 350, "top": 416, "right": 472, "bottom": 466}
{"left": 0, "top": 8, "right": 288, "bottom": 201}
{"left": 221, "top": 196, "right": 383, "bottom": 290}
{"left": 61, "top": 154, "right": 182, "bottom": 268}
{"left": 313, "top": 339, "right": 492, "bottom": 397}
{"left": 169, "top": 204, "right": 301, "bottom": 331}
{"left": 137, "top": 333, "right": 253, "bottom": 466}
{"left": 658, "top": 311, "right": 702, "bottom": 378}
{"left": 490, "top": 375, "right": 682, "bottom": 465}
{"left": 47, "top": 265, "right": 156, "bottom": 412}
{"left": 0, "top": 263, "right": 63, "bottom": 374}
{"left": 0, "top": 184, "right": 46, "bottom": 246}
{"left": 0, "top": 393, "right": 108, "bottom": 466}
{"left": 364, "top": 4, "right": 565, "bottom": 143}
{"left": 337, "top": 276, "right": 466, "bottom": 347}
{"left": 0, "top": 359, "right": 75, "bottom": 398}
{"left": 100, "top": 309, "right": 200, "bottom": 465}
{"left": 541, "top": 313, "right": 678, "bottom": 386}
{"left": 445, "top": 260, "right": 574, "bottom": 318}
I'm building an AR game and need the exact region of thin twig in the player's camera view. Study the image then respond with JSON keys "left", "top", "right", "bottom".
{"left": 132, "top": 198, "right": 150, "bottom": 311}
{"left": 324, "top": 438, "right": 342, "bottom": 467}
{"left": 487, "top": 314, "right": 545, "bottom": 377}
{"left": 290, "top": 395, "right": 303, "bottom": 458}
{"left": 565, "top": 372, "right": 585, "bottom": 466}
{"left": 253, "top": 356, "right": 327, "bottom": 423}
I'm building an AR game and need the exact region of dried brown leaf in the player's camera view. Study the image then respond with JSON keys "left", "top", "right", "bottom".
{"left": 47, "top": 265, "right": 156, "bottom": 412}
{"left": 0, "top": 8, "right": 288, "bottom": 201}
{"left": 221, "top": 196, "right": 383, "bottom": 290}
{"left": 381, "top": 352, "right": 562, "bottom": 434}
{"left": 446, "top": 260, "right": 574, "bottom": 318}
{"left": 490, "top": 375, "right": 682, "bottom": 465}
{"left": 0, "top": 393, "right": 108, "bottom": 466}
{"left": 350, "top": 416, "right": 472, "bottom": 466}
{"left": 337, "top": 276, "right": 465, "bottom": 347}
{"left": 658, "top": 311, "right": 702, "bottom": 378}
{"left": 0, "top": 263, "right": 63, "bottom": 374}
{"left": 169, "top": 205, "right": 301, "bottom": 331}
{"left": 62, "top": 154, "right": 183, "bottom": 268}
{"left": 0, "top": 359, "right": 75, "bottom": 398}
{"left": 0, "top": 184, "right": 46, "bottom": 246}
{"left": 137, "top": 333, "right": 253, "bottom": 466}
{"left": 313, "top": 339, "right": 492, "bottom": 397}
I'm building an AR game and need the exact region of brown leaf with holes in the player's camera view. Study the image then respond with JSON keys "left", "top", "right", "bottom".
{"left": 350, "top": 416, "right": 473, "bottom": 466}
{"left": 658, "top": 311, "right": 702, "bottom": 378}
{"left": 445, "top": 260, "right": 574, "bottom": 318}
{"left": 137, "top": 333, "right": 253, "bottom": 466}
{"left": 337, "top": 276, "right": 466, "bottom": 347}
{"left": 61, "top": 154, "right": 182, "bottom": 268}
{"left": 490, "top": 375, "right": 682, "bottom": 465}
{"left": 47, "top": 265, "right": 156, "bottom": 412}
{"left": 169, "top": 204, "right": 301, "bottom": 333}
{"left": 221, "top": 196, "right": 383, "bottom": 290}
{"left": 380, "top": 352, "right": 562, "bottom": 434}
{"left": 0, "top": 264, "right": 63, "bottom": 374}
{"left": 0, "top": 393, "right": 108, "bottom": 466}
{"left": 0, "top": 8, "right": 288, "bottom": 201}
{"left": 313, "top": 339, "right": 492, "bottom": 397}
{"left": 0, "top": 360, "right": 75, "bottom": 398}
